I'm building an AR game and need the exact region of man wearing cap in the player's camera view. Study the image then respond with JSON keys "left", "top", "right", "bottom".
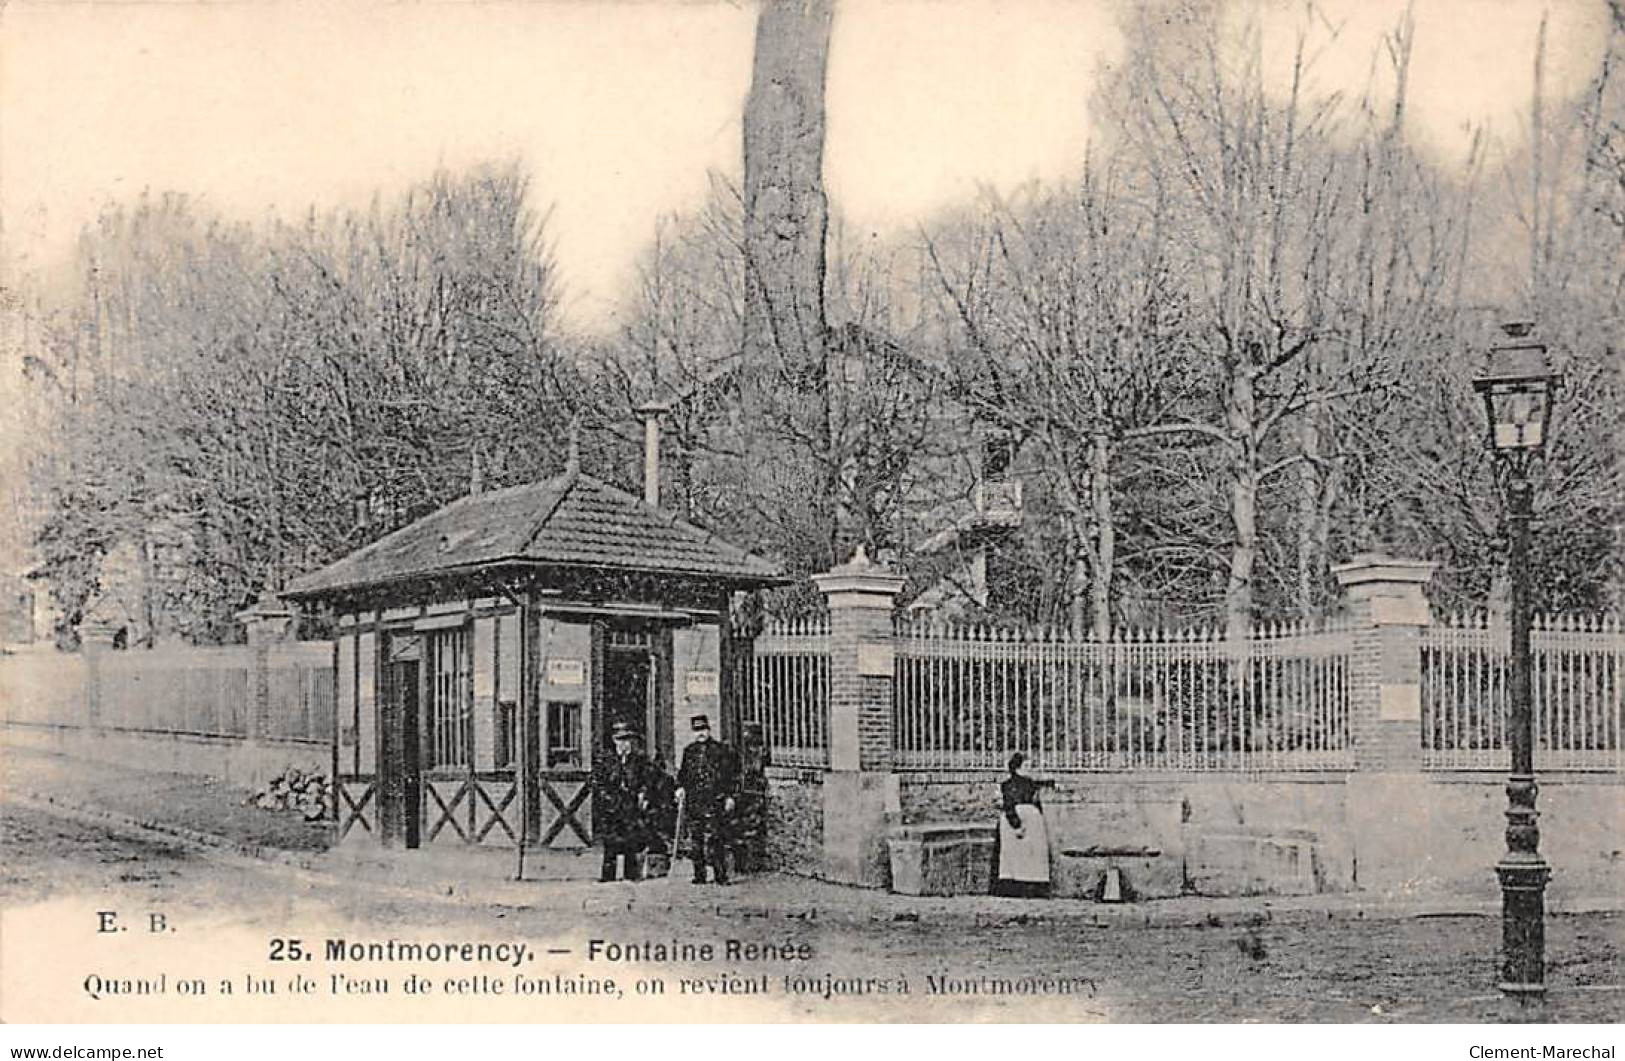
{"left": 675, "top": 714, "right": 739, "bottom": 884}
{"left": 596, "top": 721, "right": 654, "bottom": 882}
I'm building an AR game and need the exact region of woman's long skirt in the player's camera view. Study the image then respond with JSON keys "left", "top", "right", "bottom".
{"left": 997, "top": 803, "right": 1050, "bottom": 889}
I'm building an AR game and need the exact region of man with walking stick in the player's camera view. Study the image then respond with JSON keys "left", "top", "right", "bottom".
{"left": 596, "top": 721, "right": 655, "bottom": 882}
{"left": 675, "top": 714, "right": 739, "bottom": 885}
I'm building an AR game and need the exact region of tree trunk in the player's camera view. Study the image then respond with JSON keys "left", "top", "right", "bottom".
{"left": 1090, "top": 432, "right": 1114, "bottom": 641}
{"left": 742, "top": 0, "right": 832, "bottom": 374}
{"left": 1315, "top": 452, "right": 1341, "bottom": 612}
{"left": 1053, "top": 465, "right": 1093, "bottom": 639}
{"left": 1069, "top": 548, "right": 1089, "bottom": 639}
{"left": 1225, "top": 365, "right": 1258, "bottom": 641}
{"left": 137, "top": 532, "right": 158, "bottom": 648}
{"left": 1294, "top": 407, "right": 1321, "bottom": 619}
{"left": 739, "top": 0, "right": 836, "bottom": 567}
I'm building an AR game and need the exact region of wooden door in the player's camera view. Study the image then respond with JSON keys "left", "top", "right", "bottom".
{"left": 378, "top": 653, "right": 420, "bottom": 849}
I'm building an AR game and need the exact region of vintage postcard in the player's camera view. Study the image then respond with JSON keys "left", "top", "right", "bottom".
{"left": 1, "top": 0, "right": 1621, "bottom": 1041}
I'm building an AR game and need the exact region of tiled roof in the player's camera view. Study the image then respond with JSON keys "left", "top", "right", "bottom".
{"left": 284, "top": 471, "right": 784, "bottom": 598}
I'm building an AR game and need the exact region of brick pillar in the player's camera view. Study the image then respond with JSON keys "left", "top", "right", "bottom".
{"left": 812, "top": 547, "right": 904, "bottom": 886}
{"left": 77, "top": 620, "right": 120, "bottom": 730}
{"left": 236, "top": 595, "right": 295, "bottom": 786}
{"left": 1333, "top": 554, "right": 1436, "bottom": 771}
{"left": 813, "top": 547, "right": 904, "bottom": 772}
{"left": 1332, "top": 553, "right": 1438, "bottom": 893}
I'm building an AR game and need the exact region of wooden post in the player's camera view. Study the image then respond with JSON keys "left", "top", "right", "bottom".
{"left": 516, "top": 593, "right": 537, "bottom": 880}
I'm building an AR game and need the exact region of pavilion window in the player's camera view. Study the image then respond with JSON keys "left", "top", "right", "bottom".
{"left": 428, "top": 627, "right": 472, "bottom": 769}
{"left": 547, "top": 700, "right": 582, "bottom": 768}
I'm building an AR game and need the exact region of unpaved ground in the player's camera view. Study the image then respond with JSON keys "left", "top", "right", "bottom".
{"left": 3, "top": 798, "right": 1620, "bottom": 1023}
{"left": 2, "top": 740, "right": 331, "bottom": 851}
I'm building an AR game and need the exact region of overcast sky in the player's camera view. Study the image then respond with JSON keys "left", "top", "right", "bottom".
{"left": 0, "top": 1, "right": 1608, "bottom": 329}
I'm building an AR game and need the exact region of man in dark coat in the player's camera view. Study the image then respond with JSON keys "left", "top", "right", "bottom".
{"left": 675, "top": 714, "right": 739, "bottom": 884}
{"left": 595, "top": 722, "right": 654, "bottom": 882}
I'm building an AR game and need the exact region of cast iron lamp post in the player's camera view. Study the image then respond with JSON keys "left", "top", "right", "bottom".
{"left": 1472, "top": 321, "right": 1562, "bottom": 1007}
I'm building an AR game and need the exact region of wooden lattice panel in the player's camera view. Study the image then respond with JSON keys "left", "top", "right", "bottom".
{"left": 423, "top": 778, "right": 472, "bottom": 845}
{"left": 471, "top": 774, "right": 519, "bottom": 846}
{"left": 534, "top": 773, "right": 592, "bottom": 848}
{"left": 336, "top": 776, "right": 376, "bottom": 844}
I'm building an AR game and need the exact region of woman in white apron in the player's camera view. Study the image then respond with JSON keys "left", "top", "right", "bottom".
{"left": 995, "top": 752, "right": 1050, "bottom": 897}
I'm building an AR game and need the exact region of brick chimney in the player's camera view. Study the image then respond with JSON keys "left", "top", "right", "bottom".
{"left": 636, "top": 401, "right": 669, "bottom": 507}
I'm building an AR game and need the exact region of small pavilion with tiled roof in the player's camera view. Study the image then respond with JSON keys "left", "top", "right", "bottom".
{"left": 284, "top": 462, "right": 785, "bottom": 853}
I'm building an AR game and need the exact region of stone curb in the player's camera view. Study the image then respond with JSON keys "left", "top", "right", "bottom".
{"left": 14, "top": 788, "right": 1622, "bottom": 929}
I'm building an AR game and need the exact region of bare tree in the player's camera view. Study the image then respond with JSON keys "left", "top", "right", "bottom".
{"left": 1104, "top": 2, "right": 1473, "bottom": 635}
{"left": 927, "top": 166, "right": 1203, "bottom": 637}
{"left": 607, "top": 180, "right": 950, "bottom": 600}
{"left": 25, "top": 165, "right": 576, "bottom": 641}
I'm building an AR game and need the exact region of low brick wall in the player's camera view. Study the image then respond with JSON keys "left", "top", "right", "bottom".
{"left": 2, "top": 721, "right": 327, "bottom": 789}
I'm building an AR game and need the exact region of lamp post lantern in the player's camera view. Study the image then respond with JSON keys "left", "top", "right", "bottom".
{"left": 1472, "top": 320, "right": 1562, "bottom": 1009}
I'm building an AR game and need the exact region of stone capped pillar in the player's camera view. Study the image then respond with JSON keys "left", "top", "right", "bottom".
{"left": 77, "top": 619, "right": 121, "bottom": 729}
{"left": 236, "top": 595, "right": 295, "bottom": 784}
{"left": 238, "top": 595, "right": 296, "bottom": 649}
{"left": 1332, "top": 553, "right": 1439, "bottom": 894}
{"left": 811, "top": 547, "right": 904, "bottom": 886}
{"left": 812, "top": 546, "right": 904, "bottom": 771}
{"left": 1332, "top": 554, "right": 1437, "bottom": 772}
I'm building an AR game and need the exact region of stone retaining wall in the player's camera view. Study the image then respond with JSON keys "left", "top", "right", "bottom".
{"left": 763, "top": 767, "right": 1624, "bottom": 900}
{"left": 766, "top": 770, "right": 824, "bottom": 876}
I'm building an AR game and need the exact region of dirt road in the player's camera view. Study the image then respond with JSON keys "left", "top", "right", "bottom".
{"left": 3, "top": 797, "right": 1619, "bottom": 1022}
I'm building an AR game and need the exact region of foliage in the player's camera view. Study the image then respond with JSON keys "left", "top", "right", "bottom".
{"left": 12, "top": 5, "right": 1623, "bottom": 640}
{"left": 21, "top": 166, "right": 578, "bottom": 642}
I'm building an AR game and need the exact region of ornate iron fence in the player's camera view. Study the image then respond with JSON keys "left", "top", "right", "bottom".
{"left": 1421, "top": 614, "right": 1623, "bottom": 772}
{"left": 750, "top": 617, "right": 831, "bottom": 767}
{"left": 892, "top": 619, "right": 1355, "bottom": 773}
